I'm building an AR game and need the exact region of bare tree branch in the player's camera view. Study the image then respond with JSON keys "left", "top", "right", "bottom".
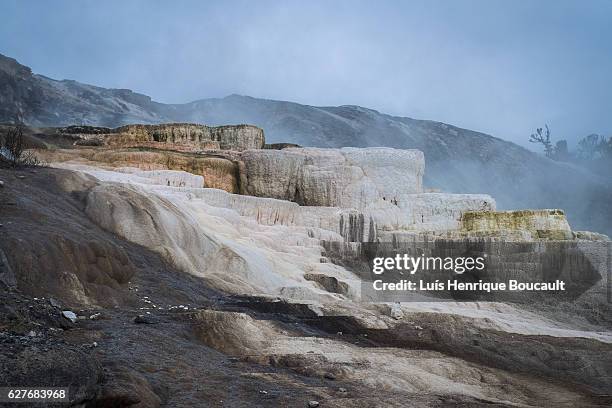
{"left": 529, "top": 124, "right": 554, "bottom": 157}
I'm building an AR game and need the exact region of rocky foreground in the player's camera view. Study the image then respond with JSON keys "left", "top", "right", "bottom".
{"left": 0, "top": 124, "right": 611, "bottom": 407}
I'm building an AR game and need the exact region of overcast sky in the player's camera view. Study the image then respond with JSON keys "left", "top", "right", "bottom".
{"left": 1, "top": 0, "right": 611, "bottom": 148}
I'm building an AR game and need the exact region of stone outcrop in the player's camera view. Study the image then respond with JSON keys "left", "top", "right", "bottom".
{"left": 83, "top": 180, "right": 359, "bottom": 296}
{"left": 241, "top": 147, "right": 424, "bottom": 208}
{"left": 67, "top": 149, "right": 240, "bottom": 193}
{"left": 461, "top": 209, "right": 573, "bottom": 240}
{"left": 0, "top": 170, "right": 137, "bottom": 307}
{"left": 154, "top": 185, "right": 375, "bottom": 242}
{"left": 63, "top": 123, "right": 265, "bottom": 152}
{"left": 369, "top": 193, "right": 496, "bottom": 233}
{"left": 240, "top": 147, "right": 498, "bottom": 236}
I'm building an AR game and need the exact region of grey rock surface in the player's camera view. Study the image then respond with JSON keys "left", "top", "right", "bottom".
{"left": 241, "top": 147, "right": 424, "bottom": 208}
{"left": 61, "top": 310, "right": 77, "bottom": 323}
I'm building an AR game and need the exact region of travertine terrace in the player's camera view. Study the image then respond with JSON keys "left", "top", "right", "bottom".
{"left": 3, "top": 122, "right": 609, "bottom": 407}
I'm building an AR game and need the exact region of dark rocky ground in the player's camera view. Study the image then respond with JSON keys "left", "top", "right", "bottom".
{"left": 1, "top": 272, "right": 524, "bottom": 408}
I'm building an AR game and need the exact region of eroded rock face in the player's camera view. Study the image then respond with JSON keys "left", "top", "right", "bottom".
{"left": 182, "top": 306, "right": 608, "bottom": 407}
{"left": 85, "top": 183, "right": 221, "bottom": 282}
{"left": 115, "top": 168, "right": 204, "bottom": 188}
{"left": 461, "top": 209, "right": 573, "bottom": 240}
{"left": 369, "top": 193, "right": 496, "bottom": 234}
{"left": 64, "top": 123, "right": 265, "bottom": 152}
{"left": 0, "top": 169, "right": 139, "bottom": 307}
{"left": 241, "top": 147, "right": 424, "bottom": 208}
{"left": 240, "top": 149, "right": 305, "bottom": 201}
{"left": 83, "top": 181, "right": 360, "bottom": 296}
{"left": 85, "top": 149, "right": 239, "bottom": 193}
{"left": 168, "top": 186, "right": 375, "bottom": 243}
{"left": 190, "top": 310, "right": 277, "bottom": 356}
{"left": 47, "top": 142, "right": 595, "bottom": 244}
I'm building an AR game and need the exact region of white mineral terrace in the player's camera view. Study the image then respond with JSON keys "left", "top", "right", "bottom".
{"left": 42, "top": 144, "right": 612, "bottom": 407}
{"left": 50, "top": 147, "right": 610, "bottom": 348}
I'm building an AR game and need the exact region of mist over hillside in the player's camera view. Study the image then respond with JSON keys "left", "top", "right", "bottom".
{"left": 1, "top": 53, "right": 610, "bottom": 235}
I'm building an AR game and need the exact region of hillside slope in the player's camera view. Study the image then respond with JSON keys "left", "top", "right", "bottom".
{"left": 1, "top": 53, "right": 610, "bottom": 235}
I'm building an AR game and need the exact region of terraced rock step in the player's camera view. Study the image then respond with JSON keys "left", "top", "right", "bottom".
{"left": 56, "top": 123, "right": 265, "bottom": 152}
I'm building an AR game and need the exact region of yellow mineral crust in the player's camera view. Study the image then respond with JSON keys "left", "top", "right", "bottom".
{"left": 461, "top": 209, "right": 573, "bottom": 240}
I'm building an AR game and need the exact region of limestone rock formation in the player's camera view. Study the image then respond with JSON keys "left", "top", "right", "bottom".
{"left": 240, "top": 147, "right": 499, "bottom": 237}
{"left": 44, "top": 148, "right": 241, "bottom": 193}
{"left": 369, "top": 193, "right": 496, "bottom": 234}
{"left": 82, "top": 177, "right": 358, "bottom": 296}
{"left": 49, "top": 141, "right": 596, "bottom": 244}
{"left": 61, "top": 123, "right": 265, "bottom": 152}
{"left": 461, "top": 209, "right": 573, "bottom": 240}
{"left": 115, "top": 168, "right": 204, "bottom": 188}
{"left": 110, "top": 123, "right": 265, "bottom": 151}
{"left": 241, "top": 147, "right": 424, "bottom": 208}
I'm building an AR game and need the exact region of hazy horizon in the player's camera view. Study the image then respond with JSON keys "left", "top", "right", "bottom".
{"left": 1, "top": 0, "right": 611, "bottom": 149}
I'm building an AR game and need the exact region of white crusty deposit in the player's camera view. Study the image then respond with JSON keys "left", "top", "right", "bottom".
{"left": 241, "top": 147, "right": 425, "bottom": 208}
{"left": 239, "top": 147, "right": 498, "bottom": 234}
{"left": 84, "top": 176, "right": 360, "bottom": 297}
{"left": 114, "top": 167, "right": 205, "bottom": 188}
